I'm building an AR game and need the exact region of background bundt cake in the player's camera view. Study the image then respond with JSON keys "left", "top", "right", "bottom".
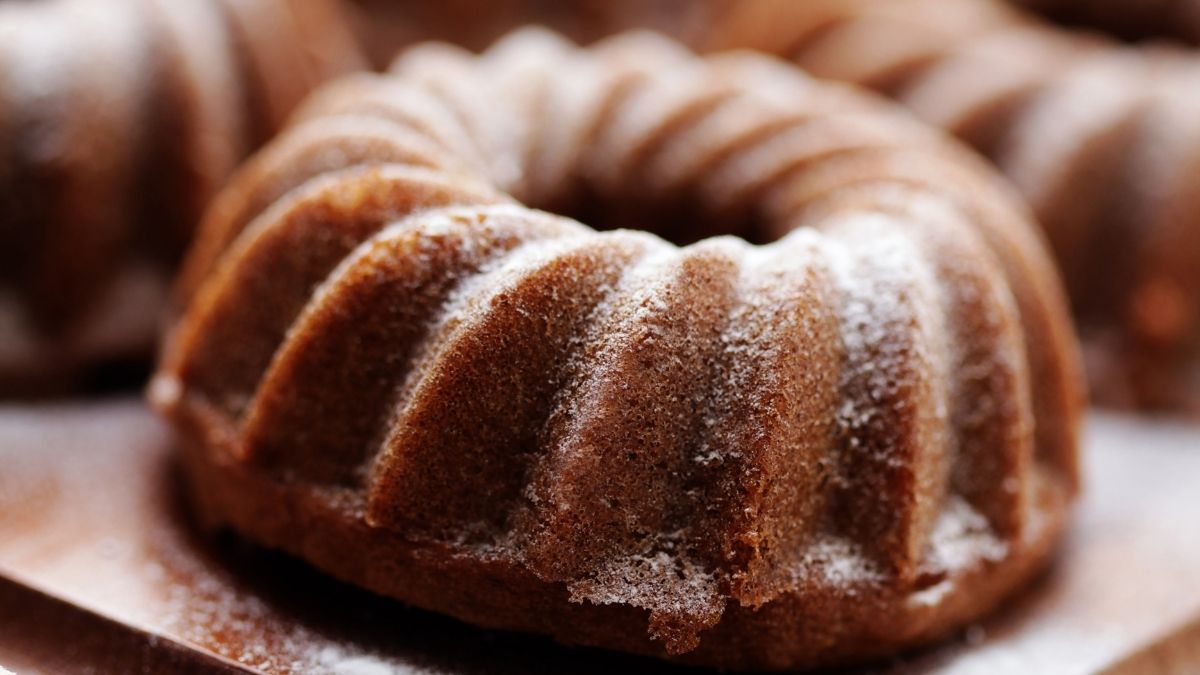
{"left": 0, "top": 0, "right": 363, "bottom": 395}
{"left": 152, "top": 30, "right": 1083, "bottom": 670}
{"left": 691, "top": 0, "right": 1200, "bottom": 413}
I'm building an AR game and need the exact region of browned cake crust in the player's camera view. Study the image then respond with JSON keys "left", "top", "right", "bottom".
{"left": 689, "top": 0, "right": 1200, "bottom": 413}
{"left": 0, "top": 0, "right": 364, "bottom": 395}
{"left": 153, "top": 30, "right": 1084, "bottom": 670}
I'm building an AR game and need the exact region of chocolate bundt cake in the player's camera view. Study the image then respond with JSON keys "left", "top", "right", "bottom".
{"left": 0, "top": 0, "right": 363, "bottom": 394}
{"left": 694, "top": 0, "right": 1200, "bottom": 412}
{"left": 152, "top": 30, "right": 1084, "bottom": 670}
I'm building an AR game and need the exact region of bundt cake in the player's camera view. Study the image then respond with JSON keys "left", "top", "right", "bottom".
{"left": 687, "top": 0, "right": 1200, "bottom": 413}
{"left": 152, "top": 30, "right": 1084, "bottom": 670}
{"left": 0, "top": 0, "right": 363, "bottom": 394}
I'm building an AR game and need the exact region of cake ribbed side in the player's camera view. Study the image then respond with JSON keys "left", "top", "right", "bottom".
{"left": 899, "top": 27, "right": 1099, "bottom": 153}
{"left": 176, "top": 113, "right": 463, "bottom": 298}
{"left": 701, "top": 233, "right": 843, "bottom": 607}
{"left": 831, "top": 187, "right": 1035, "bottom": 540}
{"left": 757, "top": 142, "right": 1079, "bottom": 493}
{"left": 518, "top": 241, "right": 742, "bottom": 649}
{"left": 163, "top": 167, "right": 505, "bottom": 426}
{"left": 241, "top": 207, "right": 578, "bottom": 484}
{"left": 365, "top": 224, "right": 652, "bottom": 532}
{"left": 705, "top": 0, "right": 1198, "bottom": 410}
{"left": 293, "top": 74, "right": 488, "bottom": 169}
{"left": 822, "top": 216, "right": 953, "bottom": 577}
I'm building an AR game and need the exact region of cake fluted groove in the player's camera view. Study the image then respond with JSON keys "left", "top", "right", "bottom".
{"left": 241, "top": 205, "right": 582, "bottom": 484}
{"left": 175, "top": 113, "right": 467, "bottom": 300}
{"left": 524, "top": 240, "right": 746, "bottom": 651}
{"left": 772, "top": 145, "right": 1080, "bottom": 493}
{"left": 363, "top": 221, "right": 655, "bottom": 531}
{"left": 291, "top": 74, "right": 489, "bottom": 172}
{"left": 159, "top": 166, "right": 506, "bottom": 428}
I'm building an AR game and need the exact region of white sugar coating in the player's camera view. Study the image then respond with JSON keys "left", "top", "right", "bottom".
{"left": 525, "top": 50, "right": 637, "bottom": 204}
{"left": 291, "top": 115, "right": 456, "bottom": 174}
{"left": 478, "top": 29, "right": 579, "bottom": 189}
{"left": 569, "top": 549, "right": 719, "bottom": 609}
{"left": 378, "top": 215, "right": 589, "bottom": 377}
{"left": 693, "top": 232, "right": 824, "bottom": 459}
{"left": 388, "top": 45, "right": 495, "bottom": 176}
{"left": 433, "top": 225, "right": 593, "bottom": 325}
{"left": 910, "top": 578, "right": 955, "bottom": 608}
{"left": 314, "top": 646, "right": 412, "bottom": 675}
{"left": 311, "top": 78, "right": 485, "bottom": 171}
{"left": 824, "top": 214, "right": 950, "bottom": 448}
{"left": 132, "top": 526, "right": 423, "bottom": 675}
{"left": 541, "top": 240, "right": 685, "bottom": 440}
{"left": 793, "top": 537, "right": 885, "bottom": 590}
{"left": 926, "top": 496, "right": 1009, "bottom": 574}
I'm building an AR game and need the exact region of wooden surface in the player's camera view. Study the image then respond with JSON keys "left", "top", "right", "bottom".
{"left": 0, "top": 398, "right": 1197, "bottom": 674}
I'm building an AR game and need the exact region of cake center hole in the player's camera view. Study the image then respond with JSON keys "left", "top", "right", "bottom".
{"left": 525, "top": 186, "right": 774, "bottom": 248}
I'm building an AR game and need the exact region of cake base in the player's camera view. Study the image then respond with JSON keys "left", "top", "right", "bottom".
{"left": 0, "top": 398, "right": 1197, "bottom": 673}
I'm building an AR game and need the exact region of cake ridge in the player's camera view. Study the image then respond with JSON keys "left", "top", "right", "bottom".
{"left": 241, "top": 204, "right": 581, "bottom": 483}
{"left": 166, "top": 164, "right": 508, "bottom": 425}
{"left": 292, "top": 74, "right": 487, "bottom": 165}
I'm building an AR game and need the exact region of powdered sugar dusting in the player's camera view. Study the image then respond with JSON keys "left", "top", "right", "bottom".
{"left": 927, "top": 496, "right": 1010, "bottom": 573}
{"left": 139, "top": 536, "right": 426, "bottom": 675}
{"left": 824, "top": 213, "right": 949, "bottom": 455}
{"left": 313, "top": 645, "right": 412, "bottom": 675}
{"left": 906, "top": 497, "right": 1010, "bottom": 610}
{"left": 569, "top": 550, "right": 719, "bottom": 610}
{"left": 910, "top": 578, "right": 955, "bottom": 608}
{"left": 567, "top": 548, "right": 724, "bottom": 650}
{"left": 794, "top": 537, "right": 884, "bottom": 592}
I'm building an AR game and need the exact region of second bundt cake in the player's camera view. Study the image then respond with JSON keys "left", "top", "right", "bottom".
{"left": 152, "top": 30, "right": 1084, "bottom": 670}
{"left": 0, "top": 0, "right": 363, "bottom": 394}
